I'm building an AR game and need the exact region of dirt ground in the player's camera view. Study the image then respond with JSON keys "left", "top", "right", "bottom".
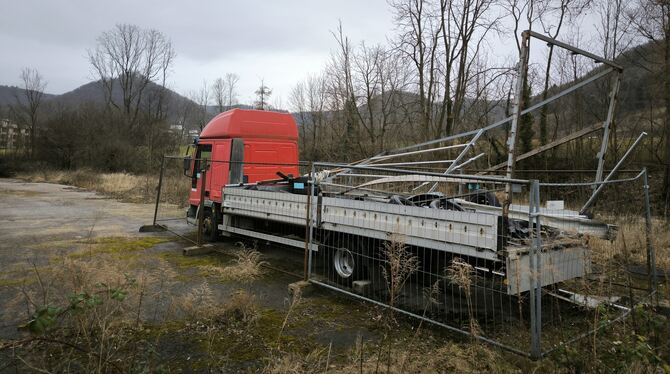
{"left": 1, "top": 178, "right": 666, "bottom": 373}
{"left": 0, "top": 178, "right": 489, "bottom": 372}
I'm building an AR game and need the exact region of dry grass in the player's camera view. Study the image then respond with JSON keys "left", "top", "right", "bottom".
{"left": 1, "top": 234, "right": 269, "bottom": 372}
{"left": 175, "top": 282, "right": 259, "bottom": 323}
{"left": 175, "top": 280, "right": 218, "bottom": 319}
{"left": 447, "top": 257, "right": 481, "bottom": 337}
{"left": 587, "top": 216, "right": 670, "bottom": 271}
{"left": 335, "top": 337, "right": 517, "bottom": 374}
{"left": 22, "top": 168, "right": 191, "bottom": 207}
{"left": 263, "top": 348, "right": 327, "bottom": 374}
{"left": 225, "top": 289, "right": 260, "bottom": 324}
{"left": 382, "top": 233, "right": 419, "bottom": 308}
{"left": 261, "top": 329, "right": 520, "bottom": 374}
{"left": 199, "top": 244, "right": 267, "bottom": 283}
{"left": 1, "top": 245, "right": 181, "bottom": 372}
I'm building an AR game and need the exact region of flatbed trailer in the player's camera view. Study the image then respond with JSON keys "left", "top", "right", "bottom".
{"left": 208, "top": 179, "right": 609, "bottom": 295}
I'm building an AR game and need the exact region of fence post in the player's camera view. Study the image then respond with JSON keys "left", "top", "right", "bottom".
{"left": 303, "top": 162, "right": 313, "bottom": 281}
{"left": 529, "top": 179, "right": 542, "bottom": 359}
{"left": 152, "top": 155, "right": 166, "bottom": 226}
{"left": 642, "top": 168, "right": 657, "bottom": 302}
{"left": 307, "top": 163, "right": 317, "bottom": 281}
{"left": 196, "top": 159, "right": 208, "bottom": 247}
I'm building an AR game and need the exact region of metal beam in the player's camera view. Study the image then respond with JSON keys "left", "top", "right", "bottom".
{"left": 483, "top": 121, "right": 605, "bottom": 172}
{"left": 527, "top": 31, "right": 623, "bottom": 71}
{"left": 386, "top": 66, "right": 613, "bottom": 157}
{"left": 425, "top": 129, "right": 485, "bottom": 193}
{"left": 594, "top": 72, "right": 622, "bottom": 188}
{"left": 368, "top": 143, "right": 467, "bottom": 161}
{"left": 580, "top": 132, "right": 647, "bottom": 214}
{"left": 365, "top": 159, "right": 456, "bottom": 167}
{"left": 450, "top": 152, "right": 486, "bottom": 170}
{"left": 446, "top": 128, "right": 484, "bottom": 174}
{"left": 503, "top": 31, "right": 531, "bottom": 219}
{"left": 312, "top": 161, "right": 530, "bottom": 184}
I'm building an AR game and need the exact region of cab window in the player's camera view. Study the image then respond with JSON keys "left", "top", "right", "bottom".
{"left": 192, "top": 144, "right": 212, "bottom": 188}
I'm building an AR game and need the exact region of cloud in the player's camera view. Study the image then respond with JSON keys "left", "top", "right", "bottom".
{"left": 0, "top": 0, "right": 394, "bottom": 104}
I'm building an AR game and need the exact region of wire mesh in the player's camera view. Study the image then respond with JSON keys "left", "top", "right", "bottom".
{"left": 534, "top": 169, "right": 657, "bottom": 356}
{"left": 307, "top": 162, "right": 539, "bottom": 354}
{"left": 150, "top": 154, "right": 658, "bottom": 358}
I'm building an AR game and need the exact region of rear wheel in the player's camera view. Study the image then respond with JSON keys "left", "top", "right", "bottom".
{"left": 327, "top": 240, "right": 379, "bottom": 290}
{"left": 333, "top": 248, "right": 356, "bottom": 280}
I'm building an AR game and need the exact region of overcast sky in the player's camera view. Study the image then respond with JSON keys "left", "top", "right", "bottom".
{"left": 0, "top": 0, "right": 395, "bottom": 106}
{"left": 1, "top": 1, "right": 609, "bottom": 110}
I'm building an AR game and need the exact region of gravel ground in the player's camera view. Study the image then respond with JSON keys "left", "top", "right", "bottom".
{"left": 0, "top": 178, "right": 374, "bottom": 351}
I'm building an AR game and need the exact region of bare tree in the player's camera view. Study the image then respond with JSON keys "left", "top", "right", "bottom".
{"left": 254, "top": 79, "right": 272, "bottom": 110}
{"left": 224, "top": 73, "right": 240, "bottom": 107}
{"left": 503, "top": 0, "right": 544, "bottom": 155}
{"left": 328, "top": 22, "right": 361, "bottom": 158}
{"left": 15, "top": 68, "right": 47, "bottom": 157}
{"left": 390, "top": 0, "right": 441, "bottom": 140}
{"left": 352, "top": 42, "right": 382, "bottom": 152}
{"left": 538, "top": 0, "right": 590, "bottom": 146}
{"left": 210, "top": 73, "right": 240, "bottom": 114}
{"left": 173, "top": 98, "right": 198, "bottom": 144}
{"left": 211, "top": 78, "right": 226, "bottom": 114}
{"left": 390, "top": 0, "right": 501, "bottom": 141}
{"left": 190, "top": 80, "right": 211, "bottom": 132}
{"left": 597, "top": 0, "right": 634, "bottom": 60}
{"left": 289, "top": 80, "right": 309, "bottom": 156}
{"left": 88, "top": 24, "right": 175, "bottom": 131}
{"left": 593, "top": 0, "right": 634, "bottom": 160}
{"left": 628, "top": 0, "right": 670, "bottom": 207}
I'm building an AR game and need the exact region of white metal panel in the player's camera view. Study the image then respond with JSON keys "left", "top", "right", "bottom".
{"left": 320, "top": 197, "right": 499, "bottom": 252}
{"left": 506, "top": 246, "right": 591, "bottom": 294}
{"left": 222, "top": 188, "right": 308, "bottom": 226}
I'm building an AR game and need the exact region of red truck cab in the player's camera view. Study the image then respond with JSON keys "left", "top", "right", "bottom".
{"left": 186, "top": 109, "right": 300, "bottom": 235}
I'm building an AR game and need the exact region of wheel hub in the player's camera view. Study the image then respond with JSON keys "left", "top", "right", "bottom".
{"left": 333, "top": 248, "right": 355, "bottom": 278}
{"left": 203, "top": 216, "right": 212, "bottom": 235}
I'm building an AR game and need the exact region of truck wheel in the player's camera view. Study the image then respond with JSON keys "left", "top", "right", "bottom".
{"left": 203, "top": 209, "right": 219, "bottom": 242}
{"left": 328, "top": 245, "right": 371, "bottom": 288}
{"left": 333, "top": 248, "right": 356, "bottom": 281}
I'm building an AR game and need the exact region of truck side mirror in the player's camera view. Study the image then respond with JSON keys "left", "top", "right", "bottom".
{"left": 183, "top": 156, "right": 193, "bottom": 177}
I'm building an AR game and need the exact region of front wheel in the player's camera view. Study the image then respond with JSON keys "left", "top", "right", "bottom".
{"left": 202, "top": 208, "right": 219, "bottom": 242}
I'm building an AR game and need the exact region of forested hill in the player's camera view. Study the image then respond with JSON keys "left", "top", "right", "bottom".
{"left": 0, "top": 85, "right": 56, "bottom": 107}
{"left": 539, "top": 39, "right": 664, "bottom": 118}
{"left": 0, "top": 80, "right": 197, "bottom": 119}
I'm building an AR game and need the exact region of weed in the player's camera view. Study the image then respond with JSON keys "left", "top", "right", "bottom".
{"left": 199, "top": 242, "right": 267, "bottom": 283}
{"left": 175, "top": 281, "right": 218, "bottom": 319}
{"left": 381, "top": 233, "right": 419, "bottom": 308}
{"left": 447, "top": 257, "right": 480, "bottom": 337}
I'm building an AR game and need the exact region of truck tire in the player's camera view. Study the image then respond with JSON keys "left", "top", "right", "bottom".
{"left": 330, "top": 247, "right": 356, "bottom": 285}
{"left": 203, "top": 208, "right": 219, "bottom": 242}
{"left": 327, "top": 242, "right": 375, "bottom": 289}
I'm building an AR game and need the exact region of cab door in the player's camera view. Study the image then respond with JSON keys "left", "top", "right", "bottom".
{"left": 188, "top": 140, "right": 231, "bottom": 206}
{"left": 188, "top": 142, "right": 212, "bottom": 206}
{"left": 208, "top": 141, "right": 232, "bottom": 202}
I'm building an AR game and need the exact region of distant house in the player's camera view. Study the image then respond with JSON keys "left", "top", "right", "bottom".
{"left": 187, "top": 129, "right": 200, "bottom": 139}
{"left": 0, "top": 119, "right": 29, "bottom": 152}
{"left": 169, "top": 123, "right": 183, "bottom": 133}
